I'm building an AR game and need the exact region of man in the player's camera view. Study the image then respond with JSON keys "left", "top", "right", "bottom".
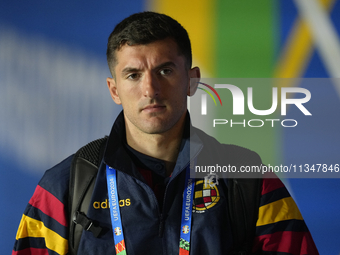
{"left": 13, "top": 12, "right": 319, "bottom": 255}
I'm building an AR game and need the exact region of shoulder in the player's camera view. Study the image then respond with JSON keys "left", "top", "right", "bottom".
{"left": 193, "top": 127, "right": 262, "bottom": 165}
{"left": 38, "top": 154, "right": 74, "bottom": 202}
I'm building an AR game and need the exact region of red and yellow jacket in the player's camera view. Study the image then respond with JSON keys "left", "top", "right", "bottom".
{"left": 13, "top": 112, "right": 319, "bottom": 255}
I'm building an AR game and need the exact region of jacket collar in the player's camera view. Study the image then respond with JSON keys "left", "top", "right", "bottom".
{"left": 103, "top": 110, "right": 203, "bottom": 179}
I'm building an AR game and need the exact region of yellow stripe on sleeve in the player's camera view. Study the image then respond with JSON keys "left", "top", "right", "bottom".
{"left": 257, "top": 197, "right": 303, "bottom": 227}
{"left": 16, "top": 214, "right": 68, "bottom": 255}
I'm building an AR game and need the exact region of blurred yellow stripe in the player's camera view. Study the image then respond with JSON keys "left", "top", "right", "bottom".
{"left": 275, "top": 0, "right": 335, "bottom": 78}
{"left": 147, "top": 0, "right": 216, "bottom": 76}
{"left": 257, "top": 197, "right": 303, "bottom": 227}
{"left": 16, "top": 215, "right": 68, "bottom": 254}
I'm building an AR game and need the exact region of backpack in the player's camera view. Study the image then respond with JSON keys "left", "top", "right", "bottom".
{"left": 68, "top": 137, "right": 262, "bottom": 255}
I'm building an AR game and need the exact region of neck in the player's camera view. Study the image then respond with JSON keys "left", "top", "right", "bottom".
{"left": 125, "top": 116, "right": 186, "bottom": 176}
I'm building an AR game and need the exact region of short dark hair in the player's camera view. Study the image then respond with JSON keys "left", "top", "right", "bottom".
{"left": 106, "top": 11, "right": 192, "bottom": 77}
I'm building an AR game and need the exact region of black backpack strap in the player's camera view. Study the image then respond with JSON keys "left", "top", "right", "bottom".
{"left": 228, "top": 178, "right": 263, "bottom": 255}
{"left": 68, "top": 137, "right": 108, "bottom": 255}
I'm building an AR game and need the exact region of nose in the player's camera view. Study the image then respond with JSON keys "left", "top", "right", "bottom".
{"left": 142, "top": 73, "right": 160, "bottom": 98}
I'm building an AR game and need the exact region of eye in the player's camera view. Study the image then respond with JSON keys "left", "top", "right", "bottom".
{"left": 127, "top": 73, "right": 140, "bottom": 80}
{"left": 159, "top": 68, "right": 172, "bottom": 76}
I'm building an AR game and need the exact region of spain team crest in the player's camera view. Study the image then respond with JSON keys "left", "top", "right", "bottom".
{"left": 192, "top": 179, "right": 220, "bottom": 212}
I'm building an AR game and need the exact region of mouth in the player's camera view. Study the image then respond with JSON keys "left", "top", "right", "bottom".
{"left": 142, "top": 104, "right": 166, "bottom": 113}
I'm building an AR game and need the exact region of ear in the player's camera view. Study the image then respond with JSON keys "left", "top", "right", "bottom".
{"left": 187, "top": 66, "right": 201, "bottom": 96}
{"left": 107, "top": 77, "right": 122, "bottom": 105}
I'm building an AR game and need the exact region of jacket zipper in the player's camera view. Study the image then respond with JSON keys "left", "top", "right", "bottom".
{"left": 159, "top": 213, "right": 165, "bottom": 237}
{"left": 158, "top": 147, "right": 202, "bottom": 238}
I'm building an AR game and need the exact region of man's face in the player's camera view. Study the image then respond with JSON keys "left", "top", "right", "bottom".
{"left": 107, "top": 38, "right": 200, "bottom": 135}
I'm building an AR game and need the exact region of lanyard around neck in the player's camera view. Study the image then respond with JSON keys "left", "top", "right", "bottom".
{"left": 106, "top": 163, "right": 195, "bottom": 255}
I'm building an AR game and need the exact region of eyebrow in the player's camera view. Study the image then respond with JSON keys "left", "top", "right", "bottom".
{"left": 121, "top": 67, "right": 140, "bottom": 76}
{"left": 155, "top": 61, "right": 176, "bottom": 70}
{"left": 121, "top": 61, "right": 177, "bottom": 76}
